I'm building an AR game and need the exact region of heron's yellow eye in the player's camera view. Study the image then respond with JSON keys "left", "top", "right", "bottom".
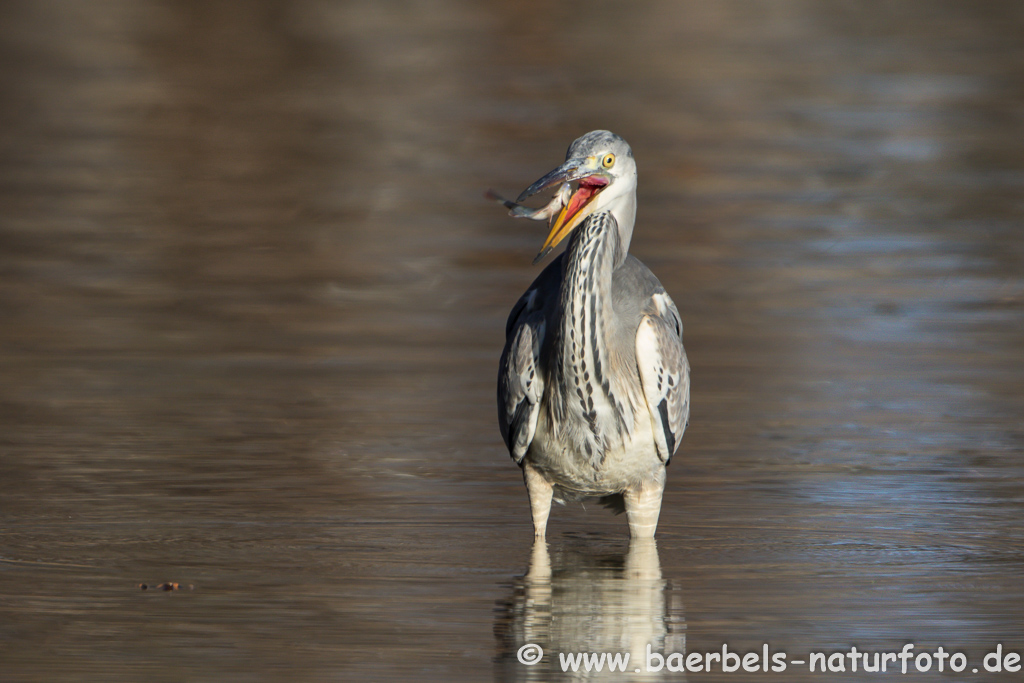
{"left": 601, "top": 153, "right": 616, "bottom": 168}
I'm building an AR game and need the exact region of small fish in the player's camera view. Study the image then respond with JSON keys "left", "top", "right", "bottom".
{"left": 485, "top": 183, "right": 571, "bottom": 222}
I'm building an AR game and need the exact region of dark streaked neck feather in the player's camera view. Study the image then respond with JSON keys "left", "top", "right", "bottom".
{"left": 550, "top": 212, "right": 629, "bottom": 460}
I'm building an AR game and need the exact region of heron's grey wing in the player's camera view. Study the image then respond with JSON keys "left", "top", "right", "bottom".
{"left": 498, "top": 288, "right": 547, "bottom": 463}
{"left": 635, "top": 291, "right": 690, "bottom": 464}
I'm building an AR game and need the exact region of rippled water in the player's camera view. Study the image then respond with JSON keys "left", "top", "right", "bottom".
{"left": 1, "top": 1, "right": 1022, "bottom": 681}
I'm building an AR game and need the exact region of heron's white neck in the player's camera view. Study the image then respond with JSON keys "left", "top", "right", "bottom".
{"left": 599, "top": 186, "right": 636, "bottom": 267}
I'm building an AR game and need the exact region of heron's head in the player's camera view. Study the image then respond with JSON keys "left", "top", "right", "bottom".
{"left": 518, "top": 130, "right": 637, "bottom": 263}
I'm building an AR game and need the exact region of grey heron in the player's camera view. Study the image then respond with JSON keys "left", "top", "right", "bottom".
{"left": 493, "top": 130, "right": 690, "bottom": 539}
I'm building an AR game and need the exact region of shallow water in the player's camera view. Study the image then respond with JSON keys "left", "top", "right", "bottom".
{"left": 1, "top": 1, "right": 1023, "bottom": 681}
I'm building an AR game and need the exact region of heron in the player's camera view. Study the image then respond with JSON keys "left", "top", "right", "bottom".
{"left": 493, "top": 130, "right": 690, "bottom": 539}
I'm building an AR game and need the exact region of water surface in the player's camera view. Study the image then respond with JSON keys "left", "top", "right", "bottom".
{"left": 1, "top": 1, "right": 1022, "bottom": 681}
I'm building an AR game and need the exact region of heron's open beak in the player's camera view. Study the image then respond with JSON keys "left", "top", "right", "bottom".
{"left": 518, "top": 158, "right": 611, "bottom": 264}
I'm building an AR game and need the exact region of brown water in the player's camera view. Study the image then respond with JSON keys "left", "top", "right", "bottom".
{"left": 1, "top": 1, "right": 1022, "bottom": 681}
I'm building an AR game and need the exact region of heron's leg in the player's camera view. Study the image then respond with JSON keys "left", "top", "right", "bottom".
{"left": 522, "top": 462, "right": 553, "bottom": 538}
{"left": 624, "top": 476, "right": 665, "bottom": 539}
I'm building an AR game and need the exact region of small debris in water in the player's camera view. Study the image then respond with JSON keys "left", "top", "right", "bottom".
{"left": 137, "top": 582, "right": 194, "bottom": 591}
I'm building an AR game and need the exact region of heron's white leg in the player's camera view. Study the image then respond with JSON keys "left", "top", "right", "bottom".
{"left": 624, "top": 477, "right": 665, "bottom": 539}
{"left": 522, "top": 462, "right": 553, "bottom": 538}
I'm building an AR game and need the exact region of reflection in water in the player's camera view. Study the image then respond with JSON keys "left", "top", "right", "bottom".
{"left": 495, "top": 540, "right": 685, "bottom": 681}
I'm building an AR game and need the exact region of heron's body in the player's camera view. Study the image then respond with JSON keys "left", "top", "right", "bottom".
{"left": 495, "top": 131, "right": 690, "bottom": 539}
{"left": 503, "top": 239, "right": 669, "bottom": 496}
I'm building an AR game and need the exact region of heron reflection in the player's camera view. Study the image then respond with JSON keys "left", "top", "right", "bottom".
{"left": 495, "top": 539, "right": 685, "bottom": 681}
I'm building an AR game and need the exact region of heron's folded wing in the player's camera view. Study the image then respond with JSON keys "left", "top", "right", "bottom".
{"left": 498, "top": 298, "right": 546, "bottom": 463}
{"left": 635, "top": 293, "right": 689, "bottom": 464}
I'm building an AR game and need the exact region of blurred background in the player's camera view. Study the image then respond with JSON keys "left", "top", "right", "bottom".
{"left": 1, "top": 1, "right": 1022, "bottom": 681}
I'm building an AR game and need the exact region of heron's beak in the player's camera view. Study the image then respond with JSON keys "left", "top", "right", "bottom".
{"left": 519, "top": 157, "right": 611, "bottom": 264}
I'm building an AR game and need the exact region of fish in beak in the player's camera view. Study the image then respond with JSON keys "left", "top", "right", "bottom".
{"left": 484, "top": 184, "right": 571, "bottom": 222}
{"left": 487, "top": 156, "right": 612, "bottom": 264}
